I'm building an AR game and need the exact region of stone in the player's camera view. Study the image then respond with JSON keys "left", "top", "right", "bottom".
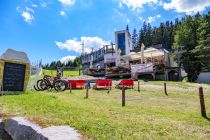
{"left": 0, "top": 118, "right": 12, "bottom": 140}
{"left": 4, "top": 117, "right": 81, "bottom": 140}
{"left": 42, "top": 126, "right": 81, "bottom": 140}
{"left": 4, "top": 117, "right": 47, "bottom": 140}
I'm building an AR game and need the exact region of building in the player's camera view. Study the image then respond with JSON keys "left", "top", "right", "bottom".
{"left": 81, "top": 29, "right": 180, "bottom": 81}
{"left": 81, "top": 29, "right": 131, "bottom": 76}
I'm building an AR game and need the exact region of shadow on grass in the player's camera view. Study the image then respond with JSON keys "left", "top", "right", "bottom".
{"left": 204, "top": 116, "right": 210, "bottom": 121}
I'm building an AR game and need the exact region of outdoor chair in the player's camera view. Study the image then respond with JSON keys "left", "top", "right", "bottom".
{"left": 68, "top": 80, "right": 85, "bottom": 89}
{"left": 93, "top": 79, "right": 112, "bottom": 90}
{"left": 115, "top": 79, "right": 134, "bottom": 89}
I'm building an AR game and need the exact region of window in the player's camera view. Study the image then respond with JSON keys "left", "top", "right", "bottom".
{"left": 117, "top": 33, "right": 125, "bottom": 55}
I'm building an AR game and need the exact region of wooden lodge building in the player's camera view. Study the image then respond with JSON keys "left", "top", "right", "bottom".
{"left": 81, "top": 30, "right": 180, "bottom": 81}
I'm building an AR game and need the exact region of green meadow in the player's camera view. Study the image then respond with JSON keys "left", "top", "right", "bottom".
{"left": 0, "top": 81, "right": 210, "bottom": 139}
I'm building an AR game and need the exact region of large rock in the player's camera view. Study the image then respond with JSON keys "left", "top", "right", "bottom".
{"left": 42, "top": 126, "right": 81, "bottom": 140}
{"left": 0, "top": 119, "right": 12, "bottom": 140}
{"left": 4, "top": 117, "right": 81, "bottom": 140}
{"left": 4, "top": 117, "right": 47, "bottom": 140}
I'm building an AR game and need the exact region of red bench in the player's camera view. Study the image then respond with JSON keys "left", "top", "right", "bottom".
{"left": 116, "top": 79, "right": 134, "bottom": 89}
{"left": 93, "top": 79, "right": 112, "bottom": 89}
{"left": 68, "top": 80, "right": 85, "bottom": 89}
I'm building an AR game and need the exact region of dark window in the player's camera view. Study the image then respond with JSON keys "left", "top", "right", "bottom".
{"left": 117, "top": 33, "right": 125, "bottom": 55}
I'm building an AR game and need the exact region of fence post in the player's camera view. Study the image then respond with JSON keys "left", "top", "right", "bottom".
{"left": 138, "top": 81, "right": 140, "bottom": 92}
{"left": 122, "top": 87, "right": 125, "bottom": 107}
{"left": 107, "top": 81, "right": 110, "bottom": 94}
{"left": 164, "top": 82, "right": 168, "bottom": 96}
{"left": 69, "top": 83, "right": 72, "bottom": 93}
{"left": 199, "top": 87, "right": 206, "bottom": 117}
{"left": 85, "top": 83, "right": 89, "bottom": 99}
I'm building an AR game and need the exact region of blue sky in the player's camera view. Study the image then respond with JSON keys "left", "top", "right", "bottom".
{"left": 1, "top": 0, "right": 210, "bottom": 64}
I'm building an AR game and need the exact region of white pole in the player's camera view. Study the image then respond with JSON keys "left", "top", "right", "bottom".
{"left": 141, "top": 43, "right": 145, "bottom": 64}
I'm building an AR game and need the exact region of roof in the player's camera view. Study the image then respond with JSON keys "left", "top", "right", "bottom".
{"left": 0, "top": 49, "right": 30, "bottom": 64}
{"left": 131, "top": 44, "right": 163, "bottom": 52}
{"left": 124, "top": 47, "right": 168, "bottom": 61}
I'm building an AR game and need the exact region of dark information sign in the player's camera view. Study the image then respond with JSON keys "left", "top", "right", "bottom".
{"left": 2, "top": 62, "right": 26, "bottom": 91}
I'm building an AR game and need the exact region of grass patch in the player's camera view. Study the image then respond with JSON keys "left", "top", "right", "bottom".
{"left": 42, "top": 69, "right": 80, "bottom": 77}
{"left": 0, "top": 82, "right": 210, "bottom": 139}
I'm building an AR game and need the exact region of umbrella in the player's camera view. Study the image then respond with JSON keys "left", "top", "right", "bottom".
{"left": 141, "top": 43, "right": 145, "bottom": 63}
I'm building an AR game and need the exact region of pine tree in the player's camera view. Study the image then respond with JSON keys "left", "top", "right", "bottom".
{"left": 160, "top": 22, "right": 165, "bottom": 47}
{"left": 168, "top": 21, "right": 175, "bottom": 50}
{"left": 126, "top": 25, "right": 129, "bottom": 31}
{"left": 194, "top": 12, "right": 210, "bottom": 70}
{"left": 146, "top": 23, "right": 152, "bottom": 47}
{"left": 151, "top": 27, "right": 158, "bottom": 45}
{"left": 173, "top": 15, "right": 201, "bottom": 82}
{"left": 131, "top": 28, "right": 138, "bottom": 49}
{"left": 137, "top": 28, "right": 144, "bottom": 48}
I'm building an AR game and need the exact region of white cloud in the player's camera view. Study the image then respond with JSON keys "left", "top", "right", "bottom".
{"left": 17, "top": 5, "right": 35, "bottom": 24}
{"left": 26, "top": 7, "right": 34, "bottom": 13}
{"left": 138, "top": 16, "right": 143, "bottom": 21}
{"left": 126, "top": 18, "right": 130, "bottom": 23}
{"left": 163, "top": 0, "right": 210, "bottom": 14}
{"left": 156, "top": 14, "right": 161, "bottom": 18}
{"left": 114, "top": 8, "right": 131, "bottom": 23}
{"left": 146, "top": 14, "right": 161, "bottom": 23}
{"left": 55, "top": 36, "right": 110, "bottom": 54}
{"left": 119, "top": 0, "right": 162, "bottom": 10}
{"left": 60, "top": 10, "right": 66, "bottom": 16}
{"left": 16, "top": 6, "right": 21, "bottom": 12}
{"left": 60, "top": 56, "right": 77, "bottom": 63}
{"left": 21, "top": 11, "right": 34, "bottom": 24}
{"left": 58, "top": 0, "right": 75, "bottom": 6}
{"left": 40, "top": 2, "right": 47, "bottom": 7}
{"left": 31, "top": 4, "right": 37, "bottom": 8}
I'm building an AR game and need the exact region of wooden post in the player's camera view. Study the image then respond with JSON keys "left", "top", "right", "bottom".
{"left": 85, "top": 83, "right": 89, "bottom": 99}
{"left": 164, "top": 82, "right": 168, "bottom": 96}
{"left": 107, "top": 81, "right": 110, "bottom": 94}
{"left": 122, "top": 87, "right": 125, "bottom": 107}
{"left": 199, "top": 87, "right": 206, "bottom": 117}
{"left": 138, "top": 81, "right": 140, "bottom": 92}
{"left": 69, "top": 83, "right": 72, "bottom": 93}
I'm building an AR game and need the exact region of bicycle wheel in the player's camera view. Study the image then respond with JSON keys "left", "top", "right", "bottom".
{"left": 44, "top": 79, "right": 53, "bottom": 90}
{"left": 53, "top": 80, "right": 67, "bottom": 92}
{"left": 37, "top": 79, "right": 48, "bottom": 91}
{"left": 34, "top": 84, "right": 40, "bottom": 91}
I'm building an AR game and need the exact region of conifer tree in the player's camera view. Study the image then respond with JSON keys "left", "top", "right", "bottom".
{"left": 194, "top": 12, "right": 210, "bottom": 70}
{"left": 131, "top": 28, "right": 138, "bottom": 49}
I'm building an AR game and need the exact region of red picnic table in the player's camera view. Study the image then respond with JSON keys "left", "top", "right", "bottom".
{"left": 68, "top": 80, "right": 85, "bottom": 89}
{"left": 116, "top": 79, "right": 134, "bottom": 89}
{"left": 93, "top": 79, "right": 112, "bottom": 90}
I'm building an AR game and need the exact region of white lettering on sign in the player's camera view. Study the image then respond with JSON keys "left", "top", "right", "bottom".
{"left": 131, "top": 63, "right": 153, "bottom": 73}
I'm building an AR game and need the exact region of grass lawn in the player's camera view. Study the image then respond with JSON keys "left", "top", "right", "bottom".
{"left": 0, "top": 81, "right": 210, "bottom": 139}
{"left": 42, "top": 69, "right": 80, "bottom": 77}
